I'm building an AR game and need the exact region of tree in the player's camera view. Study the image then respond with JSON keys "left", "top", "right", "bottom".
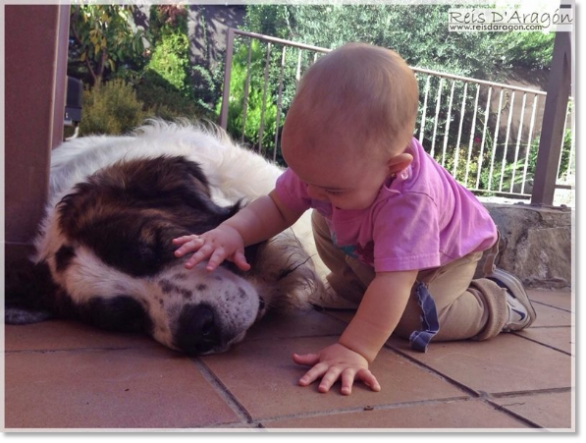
{"left": 135, "top": 5, "right": 213, "bottom": 120}
{"left": 68, "top": 5, "right": 147, "bottom": 85}
{"left": 230, "top": 4, "right": 556, "bottom": 169}
{"left": 243, "top": 4, "right": 554, "bottom": 81}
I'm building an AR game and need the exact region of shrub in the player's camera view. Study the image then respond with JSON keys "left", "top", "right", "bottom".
{"left": 219, "top": 39, "right": 279, "bottom": 156}
{"left": 79, "top": 79, "right": 148, "bottom": 136}
{"left": 243, "top": 4, "right": 554, "bottom": 81}
{"left": 140, "top": 5, "right": 218, "bottom": 118}
{"left": 440, "top": 143, "right": 492, "bottom": 192}
{"left": 145, "top": 30, "right": 191, "bottom": 95}
{"left": 136, "top": 71, "right": 210, "bottom": 121}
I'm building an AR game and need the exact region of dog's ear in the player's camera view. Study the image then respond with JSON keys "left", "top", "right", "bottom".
{"left": 5, "top": 259, "right": 57, "bottom": 324}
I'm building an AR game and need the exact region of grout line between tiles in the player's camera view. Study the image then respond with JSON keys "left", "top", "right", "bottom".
{"left": 251, "top": 393, "right": 545, "bottom": 429}
{"left": 483, "top": 401, "right": 542, "bottom": 429}
{"left": 320, "top": 310, "right": 483, "bottom": 398}
{"left": 253, "top": 396, "right": 474, "bottom": 425}
{"left": 244, "top": 333, "right": 342, "bottom": 343}
{"left": 190, "top": 357, "right": 254, "bottom": 426}
{"left": 205, "top": 422, "right": 264, "bottom": 429}
{"left": 252, "top": 307, "right": 567, "bottom": 429}
{"left": 529, "top": 325, "right": 573, "bottom": 329}
{"left": 512, "top": 332, "right": 572, "bottom": 356}
{"left": 530, "top": 300, "right": 571, "bottom": 313}
{"left": 472, "top": 387, "right": 573, "bottom": 429}
{"left": 4, "top": 346, "right": 156, "bottom": 355}
{"left": 385, "top": 346, "right": 482, "bottom": 398}
{"left": 322, "top": 307, "right": 573, "bottom": 385}
{"left": 489, "top": 387, "right": 573, "bottom": 399}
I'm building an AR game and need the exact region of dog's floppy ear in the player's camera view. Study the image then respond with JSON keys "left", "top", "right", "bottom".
{"left": 5, "top": 259, "right": 57, "bottom": 324}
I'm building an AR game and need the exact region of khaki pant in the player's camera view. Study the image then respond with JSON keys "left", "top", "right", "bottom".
{"left": 312, "top": 210, "right": 508, "bottom": 342}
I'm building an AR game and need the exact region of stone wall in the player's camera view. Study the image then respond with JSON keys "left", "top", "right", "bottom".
{"left": 476, "top": 203, "right": 573, "bottom": 289}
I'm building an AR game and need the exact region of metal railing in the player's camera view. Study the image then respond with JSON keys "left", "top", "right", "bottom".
{"left": 219, "top": 28, "right": 574, "bottom": 206}
{"left": 219, "top": 29, "right": 329, "bottom": 162}
{"left": 413, "top": 67, "right": 574, "bottom": 200}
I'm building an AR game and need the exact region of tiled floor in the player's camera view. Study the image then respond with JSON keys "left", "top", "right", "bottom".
{"left": 3, "top": 289, "right": 574, "bottom": 431}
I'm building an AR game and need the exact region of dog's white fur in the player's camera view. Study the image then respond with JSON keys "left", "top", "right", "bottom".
{"left": 30, "top": 120, "right": 325, "bottom": 353}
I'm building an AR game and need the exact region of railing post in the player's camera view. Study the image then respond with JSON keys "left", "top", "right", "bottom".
{"left": 5, "top": 4, "right": 70, "bottom": 266}
{"left": 530, "top": 30, "right": 572, "bottom": 206}
{"left": 219, "top": 27, "right": 235, "bottom": 129}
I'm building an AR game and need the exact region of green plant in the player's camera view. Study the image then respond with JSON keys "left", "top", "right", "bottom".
{"left": 434, "top": 138, "right": 492, "bottom": 191}
{"left": 559, "top": 130, "right": 574, "bottom": 179}
{"left": 141, "top": 5, "right": 192, "bottom": 101}
{"left": 238, "top": 3, "right": 556, "bottom": 168}
{"left": 136, "top": 71, "right": 209, "bottom": 121}
{"left": 79, "top": 79, "right": 148, "bottom": 136}
{"left": 219, "top": 40, "right": 280, "bottom": 156}
{"left": 140, "top": 5, "right": 218, "bottom": 117}
{"left": 145, "top": 30, "right": 190, "bottom": 94}
{"left": 486, "top": 121, "right": 573, "bottom": 195}
{"left": 496, "top": 32, "right": 555, "bottom": 71}
{"left": 148, "top": 4, "right": 188, "bottom": 44}
{"left": 68, "top": 5, "right": 146, "bottom": 85}
{"left": 243, "top": 4, "right": 553, "bottom": 82}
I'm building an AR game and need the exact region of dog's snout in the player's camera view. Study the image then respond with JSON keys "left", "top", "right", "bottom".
{"left": 173, "top": 304, "right": 220, "bottom": 354}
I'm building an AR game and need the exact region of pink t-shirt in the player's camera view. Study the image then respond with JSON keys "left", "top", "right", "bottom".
{"left": 275, "top": 137, "right": 497, "bottom": 272}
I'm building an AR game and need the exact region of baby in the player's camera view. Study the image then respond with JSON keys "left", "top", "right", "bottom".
{"left": 173, "top": 43, "right": 536, "bottom": 395}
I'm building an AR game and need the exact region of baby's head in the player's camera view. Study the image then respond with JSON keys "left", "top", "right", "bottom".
{"left": 281, "top": 43, "right": 419, "bottom": 209}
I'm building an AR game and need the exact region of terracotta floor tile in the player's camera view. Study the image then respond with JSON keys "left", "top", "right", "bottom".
{"left": 265, "top": 398, "right": 529, "bottom": 429}
{"left": 516, "top": 327, "right": 574, "bottom": 355}
{"left": 527, "top": 289, "right": 572, "bottom": 311}
{"left": 244, "top": 308, "right": 346, "bottom": 341}
{"left": 4, "top": 348, "right": 240, "bottom": 429}
{"left": 290, "top": 302, "right": 573, "bottom": 398}
{"left": 322, "top": 309, "right": 355, "bottom": 324}
{"left": 201, "top": 336, "right": 467, "bottom": 421}
{"left": 4, "top": 287, "right": 572, "bottom": 430}
{"left": 531, "top": 302, "right": 572, "bottom": 327}
{"left": 388, "top": 334, "right": 572, "bottom": 395}
{"left": 491, "top": 391, "right": 573, "bottom": 430}
{"left": 5, "top": 321, "right": 159, "bottom": 352}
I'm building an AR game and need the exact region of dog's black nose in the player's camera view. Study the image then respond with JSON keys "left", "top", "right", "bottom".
{"left": 173, "top": 304, "right": 220, "bottom": 354}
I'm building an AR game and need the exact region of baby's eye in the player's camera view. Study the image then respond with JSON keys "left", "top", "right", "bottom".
{"left": 325, "top": 189, "right": 343, "bottom": 195}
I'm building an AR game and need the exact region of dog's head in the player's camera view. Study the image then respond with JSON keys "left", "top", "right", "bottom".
{"left": 50, "top": 249, "right": 266, "bottom": 355}
{"left": 11, "top": 156, "right": 270, "bottom": 354}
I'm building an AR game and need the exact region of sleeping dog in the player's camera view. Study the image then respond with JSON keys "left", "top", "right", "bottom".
{"left": 5, "top": 120, "right": 324, "bottom": 355}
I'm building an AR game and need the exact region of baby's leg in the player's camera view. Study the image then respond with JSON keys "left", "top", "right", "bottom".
{"left": 395, "top": 251, "right": 508, "bottom": 342}
{"left": 312, "top": 209, "right": 508, "bottom": 343}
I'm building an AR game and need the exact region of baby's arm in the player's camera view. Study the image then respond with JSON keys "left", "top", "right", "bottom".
{"left": 293, "top": 270, "right": 417, "bottom": 394}
{"left": 174, "top": 191, "right": 303, "bottom": 271}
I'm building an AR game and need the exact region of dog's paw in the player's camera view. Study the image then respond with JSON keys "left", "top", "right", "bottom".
{"left": 5, "top": 308, "right": 53, "bottom": 325}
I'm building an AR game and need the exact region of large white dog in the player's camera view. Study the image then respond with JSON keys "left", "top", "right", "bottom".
{"left": 5, "top": 120, "right": 325, "bottom": 354}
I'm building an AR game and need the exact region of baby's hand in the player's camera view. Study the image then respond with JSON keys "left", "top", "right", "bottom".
{"left": 172, "top": 225, "right": 250, "bottom": 272}
{"left": 292, "top": 343, "right": 381, "bottom": 395}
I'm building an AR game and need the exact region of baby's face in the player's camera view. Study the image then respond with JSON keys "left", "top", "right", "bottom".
{"left": 282, "top": 133, "right": 390, "bottom": 211}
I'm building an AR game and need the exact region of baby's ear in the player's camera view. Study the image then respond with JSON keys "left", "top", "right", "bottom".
{"left": 386, "top": 153, "right": 413, "bottom": 176}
